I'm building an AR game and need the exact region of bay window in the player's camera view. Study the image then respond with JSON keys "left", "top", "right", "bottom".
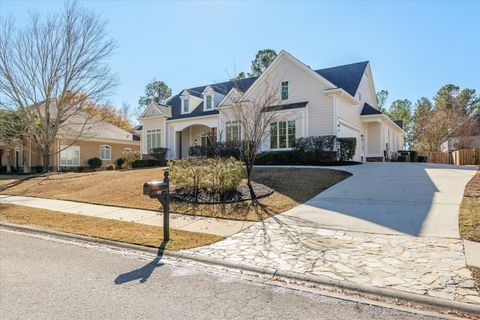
{"left": 270, "top": 120, "right": 296, "bottom": 149}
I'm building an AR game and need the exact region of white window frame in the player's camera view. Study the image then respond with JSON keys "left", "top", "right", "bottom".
{"left": 270, "top": 120, "right": 296, "bottom": 150}
{"left": 146, "top": 129, "right": 161, "bottom": 153}
{"left": 182, "top": 98, "right": 190, "bottom": 113}
{"left": 99, "top": 145, "right": 111, "bottom": 161}
{"left": 358, "top": 91, "right": 363, "bottom": 101}
{"left": 60, "top": 145, "right": 80, "bottom": 167}
{"left": 205, "top": 94, "right": 213, "bottom": 110}
{"left": 281, "top": 81, "right": 289, "bottom": 100}
{"left": 225, "top": 121, "right": 240, "bottom": 143}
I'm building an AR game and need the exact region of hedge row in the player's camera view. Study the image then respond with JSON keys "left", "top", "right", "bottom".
{"left": 255, "top": 150, "right": 337, "bottom": 165}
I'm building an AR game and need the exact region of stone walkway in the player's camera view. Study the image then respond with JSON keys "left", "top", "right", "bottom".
{"left": 0, "top": 195, "right": 254, "bottom": 237}
{"left": 186, "top": 218, "right": 480, "bottom": 305}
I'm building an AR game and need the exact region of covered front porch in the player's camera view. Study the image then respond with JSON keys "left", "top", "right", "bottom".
{"left": 167, "top": 116, "right": 219, "bottom": 159}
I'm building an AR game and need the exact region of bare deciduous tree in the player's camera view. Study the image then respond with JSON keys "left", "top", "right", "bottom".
{"left": 0, "top": 1, "right": 117, "bottom": 172}
{"left": 224, "top": 75, "right": 292, "bottom": 199}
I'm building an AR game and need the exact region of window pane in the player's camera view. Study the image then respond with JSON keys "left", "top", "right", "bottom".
{"left": 281, "top": 81, "right": 288, "bottom": 100}
{"left": 232, "top": 125, "right": 239, "bottom": 142}
{"left": 288, "top": 120, "right": 296, "bottom": 148}
{"left": 279, "top": 121, "right": 287, "bottom": 148}
{"left": 156, "top": 133, "right": 161, "bottom": 147}
{"left": 206, "top": 96, "right": 212, "bottom": 109}
{"left": 226, "top": 126, "right": 232, "bottom": 142}
{"left": 270, "top": 123, "right": 278, "bottom": 149}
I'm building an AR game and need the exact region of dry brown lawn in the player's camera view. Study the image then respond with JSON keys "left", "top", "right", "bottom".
{"left": 459, "top": 171, "right": 480, "bottom": 242}
{"left": 0, "top": 167, "right": 351, "bottom": 221}
{"left": 0, "top": 203, "right": 222, "bottom": 250}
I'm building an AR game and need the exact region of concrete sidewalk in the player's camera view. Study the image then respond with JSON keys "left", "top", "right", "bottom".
{"left": 0, "top": 195, "right": 254, "bottom": 237}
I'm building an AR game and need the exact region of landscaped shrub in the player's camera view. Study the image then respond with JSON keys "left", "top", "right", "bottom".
{"left": 293, "top": 135, "right": 336, "bottom": 153}
{"left": 106, "top": 165, "right": 115, "bottom": 170}
{"left": 150, "top": 147, "right": 168, "bottom": 165}
{"left": 0, "top": 166, "right": 7, "bottom": 174}
{"left": 116, "top": 157, "right": 125, "bottom": 168}
{"left": 120, "top": 150, "right": 140, "bottom": 169}
{"left": 337, "top": 138, "right": 357, "bottom": 161}
{"left": 169, "top": 157, "right": 244, "bottom": 198}
{"left": 255, "top": 150, "right": 337, "bottom": 165}
{"left": 188, "top": 142, "right": 241, "bottom": 160}
{"left": 30, "top": 166, "right": 44, "bottom": 174}
{"left": 131, "top": 159, "right": 164, "bottom": 168}
{"left": 87, "top": 157, "right": 102, "bottom": 170}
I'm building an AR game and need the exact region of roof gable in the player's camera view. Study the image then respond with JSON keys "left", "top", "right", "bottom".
{"left": 316, "top": 61, "right": 369, "bottom": 97}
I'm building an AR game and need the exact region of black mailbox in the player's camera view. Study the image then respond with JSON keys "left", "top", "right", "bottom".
{"left": 143, "top": 181, "right": 168, "bottom": 198}
{"left": 143, "top": 170, "right": 170, "bottom": 241}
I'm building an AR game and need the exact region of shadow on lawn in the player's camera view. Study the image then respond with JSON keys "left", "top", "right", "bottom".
{"left": 114, "top": 241, "right": 168, "bottom": 284}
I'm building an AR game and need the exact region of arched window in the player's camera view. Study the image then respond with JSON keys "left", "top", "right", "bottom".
{"left": 99, "top": 145, "right": 111, "bottom": 160}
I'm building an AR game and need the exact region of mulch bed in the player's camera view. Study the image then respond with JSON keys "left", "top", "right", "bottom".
{"left": 173, "top": 182, "right": 274, "bottom": 204}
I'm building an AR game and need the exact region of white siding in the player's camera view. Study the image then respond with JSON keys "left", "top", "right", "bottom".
{"left": 244, "top": 55, "right": 335, "bottom": 137}
{"left": 141, "top": 117, "right": 166, "bottom": 154}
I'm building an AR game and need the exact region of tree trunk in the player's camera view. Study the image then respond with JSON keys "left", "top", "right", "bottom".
{"left": 42, "top": 148, "right": 50, "bottom": 173}
{"left": 246, "top": 163, "right": 256, "bottom": 201}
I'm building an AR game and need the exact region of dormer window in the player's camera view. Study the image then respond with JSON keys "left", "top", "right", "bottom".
{"left": 281, "top": 81, "right": 289, "bottom": 100}
{"left": 358, "top": 92, "right": 362, "bottom": 101}
{"left": 182, "top": 98, "right": 189, "bottom": 113}
{"left": 205, "top": 95, "right": 213, "bottom": 110}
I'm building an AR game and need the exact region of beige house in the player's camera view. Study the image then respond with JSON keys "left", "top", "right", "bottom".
{"left": 140, "top": 50, "right": 404, "bottom": 162}
{"left": 0, "top": 112, "right": 139, "bottom": 172}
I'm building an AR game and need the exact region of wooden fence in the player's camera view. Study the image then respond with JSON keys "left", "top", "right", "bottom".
{"left": 418, "top": 149, "right": 480, "bottom": 165}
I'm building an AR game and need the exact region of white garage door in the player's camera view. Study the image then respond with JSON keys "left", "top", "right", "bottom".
{"left": 338, "top": 124, "right": 362, "bottom": 162}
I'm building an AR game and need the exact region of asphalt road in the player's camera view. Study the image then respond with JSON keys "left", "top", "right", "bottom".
{"left": 0, "top": 230, "right": 446, "bottom": 320}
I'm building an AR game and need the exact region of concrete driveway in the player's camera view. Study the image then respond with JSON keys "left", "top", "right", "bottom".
{"left": 278, "top": 163, "right": 477, "bottom": 238}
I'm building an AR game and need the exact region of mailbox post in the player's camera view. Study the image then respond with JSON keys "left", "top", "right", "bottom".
{"left": 143, "top": 170, "right": 170, "bottom": 242}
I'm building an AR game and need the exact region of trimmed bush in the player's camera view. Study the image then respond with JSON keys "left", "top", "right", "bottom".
{"left": 106, "top": 165, "right": 115, "bottom": 171}
{"left": 337, "top": 137, "right": 356, "bottom": 161}
{"left": 30, "top": 166, "right": 44, "bottom": 174}
{"left": 131, "top": 159, "right": 164, "bottom": 168}
{"left": 150, "top": 147, "right": 168, "bottom": 164}
{"left": 188, "top": 142, "right": 241, "bottom": 160}
{"left": 255, "top": 150, "right": 337, "bottom": 165}
{"left": 87, "top": 157, "right": 102, "bottom": 170}
{"left": 0, "top": 166, "right": 7, "bottom": 174}
{"left": 116, "top": 157, "right": 125, "bottom": 168}
{"left": 293, "top": 135, "right": 336, "bottom": 153}
{"left": 169, "top": 157, "right": 244, "bottom": 198}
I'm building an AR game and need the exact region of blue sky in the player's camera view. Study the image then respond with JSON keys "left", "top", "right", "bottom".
{"left": 1, "top": 0, "right": 479, "bottom": 122}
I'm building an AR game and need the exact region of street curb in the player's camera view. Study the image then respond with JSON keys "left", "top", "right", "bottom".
{"left": 1, "top": 222, "right": 479, "bottom": 316}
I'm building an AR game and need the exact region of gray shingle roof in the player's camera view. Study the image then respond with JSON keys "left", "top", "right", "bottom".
{"left": 361, "top": 103, "right": 382, "bottom": 115}
{"left": 167, "top": 61, "right": 369, "bottom": 120}
{"left": 315, "top": 61, "right": 369, "bottom": 97}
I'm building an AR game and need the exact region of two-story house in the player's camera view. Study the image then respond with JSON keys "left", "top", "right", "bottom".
{"left": 139, "top": 50, "right": 404, "bottom": 162}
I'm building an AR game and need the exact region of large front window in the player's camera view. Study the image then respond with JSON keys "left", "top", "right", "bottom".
{"left": 147, "top": 129, "right": 161, "bottom": 152}
{"left": 226, "top": 121, "right": 240, "bottom": 143}
{"left": 270, "top": 120, "right": 296, "bottom": 149}
{"left": 60, "top": 145, "right": 80, "bottom": 166}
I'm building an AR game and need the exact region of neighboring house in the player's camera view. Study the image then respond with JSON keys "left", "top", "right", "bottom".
{"left": 139, "top": 50, "right": 404, "bottom": 162}
{"left": 0, "top": 111, "right": 140, "bottom": 172}
{"left": 441, "top": 115, "right": 480, "bottom": 152}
